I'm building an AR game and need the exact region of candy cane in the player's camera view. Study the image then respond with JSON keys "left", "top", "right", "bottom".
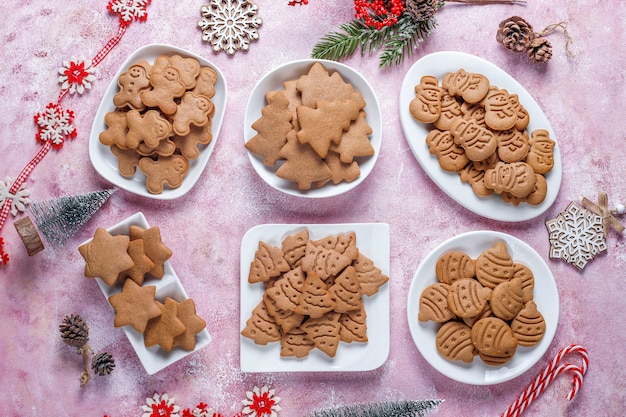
{"left": 501, "top": 344, "right": 588, "bottom": 417}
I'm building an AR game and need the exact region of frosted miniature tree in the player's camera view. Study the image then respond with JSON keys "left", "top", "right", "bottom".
{"left": 27, "top": 188, "right": 116, "bottom": 246}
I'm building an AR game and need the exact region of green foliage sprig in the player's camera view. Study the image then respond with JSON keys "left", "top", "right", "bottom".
{"left": 311, "top": 12, "right": 438, "bottom": 68}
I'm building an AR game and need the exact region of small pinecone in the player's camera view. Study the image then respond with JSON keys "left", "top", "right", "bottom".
{"left": 404, "top": 0, "right": 439, "bottom": 22}
{"left": 91, "top": 352, "right": 115, "bottom": 376}
{"left": 59, "top": 314, "right": 89, "bottom": 348}
{"left": 526, "top": 37, "right": 552, "bottom": 63}
{"left": 496, "top": 16, "right": 535, "bottom": 53}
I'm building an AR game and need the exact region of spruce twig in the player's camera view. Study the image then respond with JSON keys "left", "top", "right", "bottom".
{"left": 311, "top": 13, "right": 438, "bottom": 68}
{"left": 379, "top": 14, "right": 438, "bottom": 67}
{"left": 306, "top": 399, "right": 443, "bottom": 417}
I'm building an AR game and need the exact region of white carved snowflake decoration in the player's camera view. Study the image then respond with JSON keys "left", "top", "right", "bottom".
{"left": 545, "top": 202, "right": 607, "bottom": 270}
{"left": 107, "top": 0, "right": 151, "bottom": 25}
{"left": 0, "top": 177, "right": 30, "bottom": 216}
{"left": 198, "top": 0, "right": 263, "bottom": 55}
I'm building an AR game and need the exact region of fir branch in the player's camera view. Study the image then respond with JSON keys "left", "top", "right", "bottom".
{"left": 378, "top": 15, "right": 438, "bottom": 68}
{"left": 311, "top": 13, "right": 439, "bottom": 67}
{"left": 311, "top": 19, "right": 390, "bottom": 62}
{"left": 306, "top": 399, "right": 443, "bottom": 417}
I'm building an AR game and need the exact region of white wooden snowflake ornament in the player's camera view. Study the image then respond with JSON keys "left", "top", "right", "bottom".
{"left": 198, "top": 0, "right": 262, "bottom": 55}
{"left": 545, "top": 202, "right": 607, "bottom": 270}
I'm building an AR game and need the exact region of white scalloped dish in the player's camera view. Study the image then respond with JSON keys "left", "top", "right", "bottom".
{"left": 240, "top": 223, "right": 390, "bottom": 372}
{"left": 244, "top": 59, "right": 382, "bottom": 198}
{"left": 89, "top": 44, "right": 227, "bottom": 200}
{"left": 399, "top": 51, "right": 562, "bottom": 222}
{"left": 406, "top": 231, "right": 559, "bottom": 385}
{"left": 81, "top": 212, "right": 212, "bottom": 375}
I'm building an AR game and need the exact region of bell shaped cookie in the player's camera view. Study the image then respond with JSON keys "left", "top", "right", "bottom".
{"left": 475, "top": 241, "right": 515, "bottom": 289}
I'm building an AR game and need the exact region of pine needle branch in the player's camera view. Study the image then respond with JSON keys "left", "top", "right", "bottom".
{"left": 379, "top": 15, "right": 438, "bottom": 68}
{"left": 311, "top": 13, "right": 439, "bottom": 67}
{"left": 306, "top": 399, "right": 443, "bottom": 417}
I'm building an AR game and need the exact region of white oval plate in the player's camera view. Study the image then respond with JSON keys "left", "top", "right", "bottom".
{"left": 89, "top": 44, "right": 227, "bottom": 200}
{"left": 80, "top": 212, "right": 212, "bottom": 375}
{"left": 240, "top": 223, "right": 390, "bottom": 372}
{"left": 406, "top": 230, "right": 559, "bottom": 385}
{"left": 244, "top": 59, "right": 382, "bottom": 198}
{"left": 399, "top": 51, "right": 562, "bottom": 222}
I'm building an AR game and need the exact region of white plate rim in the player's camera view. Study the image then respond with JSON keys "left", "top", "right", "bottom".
{"left": 88, "top": 43, "right": 228, "bottom": 200}
{"left": 406, "top": 230, "right": 559, "bottom": 385}
{"left": 80, "top": 211, "right": 212, "bottom": 374}
{"left": 399, "top": 51, "right": 562, "bottom": 222}
{"left": 243, "top": 59, "right": 383, "bottom": 199}
{"left": 240, "top": 223, "right": 390, "bottom": 372}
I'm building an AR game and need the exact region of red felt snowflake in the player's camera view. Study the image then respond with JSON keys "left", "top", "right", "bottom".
{"left": 182, "top": 402, "right": 224, "bottom": 417}
{"left": 242, "top": 386, "right": 281, "bottom": 417}
{"left": 288, "top": 0, "right": 308, "bottom": 5}
{"left": 33, "top": 103, "right": 77, "bottom": 150}
{"left": 141, "top": 393, "right": 180, "bottom": 417}
{"left": 58, "top": 57, "right": 96, "bottom": 95}
{"left": 107, "top": 0, "right": 152, "bottom": 26}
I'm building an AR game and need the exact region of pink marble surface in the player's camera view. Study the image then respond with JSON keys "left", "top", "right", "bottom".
{"left": 1, "top": 1, "right": 625, "bottom": 416}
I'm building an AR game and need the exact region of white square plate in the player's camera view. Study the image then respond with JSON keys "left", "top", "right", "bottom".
{"left": 244, "top": 59, "right": 382, "bottom": 198}
{"left": 399, "top": 51, "right": 562, "bottom": 222}
{"left": 406, "top": 231, "right": 559, "bottom": 385}
{"left": 89, "top": 44, "right": 227, "bottom": 200}
{"left": 240, "top": 223, "right": 390, "bottom": 372}
{"left": 81, "top": 212, "right": 212, "bottom": 375}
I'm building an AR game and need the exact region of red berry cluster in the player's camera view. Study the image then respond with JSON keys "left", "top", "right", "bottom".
{"left": 354, "top": 0, "right": 405, "bottom": 30}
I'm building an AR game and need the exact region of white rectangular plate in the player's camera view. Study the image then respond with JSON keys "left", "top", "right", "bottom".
{"left": 240, "top": 223, "right": 390, "bottom": 372}
{"left": 82, "top": 212, "right": 212, "bottom": 375}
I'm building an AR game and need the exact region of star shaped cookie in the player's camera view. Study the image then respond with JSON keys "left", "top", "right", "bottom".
{"left": 173, "top": 298, "right": 207, "bottom": 351}
{"left": 108, "top": 279, "right": 162, "bottom": 333}
{"left": 78, "top": 227, "right": 134, "bottom": 286}
{"left": 129, "top": 225, "right": 173, "bottom": 278}
{"left": 144, "top": 298, "right": 186, "bottom": 351}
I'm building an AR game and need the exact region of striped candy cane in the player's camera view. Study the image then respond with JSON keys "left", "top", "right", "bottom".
{"left": 501, "top": 344, "right": 589, "bottom": 417}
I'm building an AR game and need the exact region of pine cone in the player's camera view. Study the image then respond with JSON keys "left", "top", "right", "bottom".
{"left": 59, "top": 314, "right": 89, "bottom": 348}
{"left": 91, "top": 352, "right": 115, "bottom": 376}
{"left": 526, "top": 37, "right": 552, "bottom": 63}
{"left": 404, "top": 0, "right": 439, "bottom": 22}
{"left": 496, "top": 16, "right": 535, "bottom": 53}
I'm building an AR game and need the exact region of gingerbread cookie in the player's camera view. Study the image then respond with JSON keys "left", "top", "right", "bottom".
{"left": 140, "top": 55, "right": 186, "bottom": 115}
{"left": 110, "top": 145, "right": 142, "bottom": 178}
{"left": 144, "top": 298, "right": 186, "bottom": 351}
{"left": 108, "top": 279, "right": 162, "bottom": 333}
{"left": 296, "top": 99, "right": 362, "bottom": 159}
{"left": 172, "top": 298, "right": 207, "bottom": 351}
{"left": 78, "top": 227, "right": 135, "bottom": 286}
{"left": 99, "top": 110, "right": 129, "bottom": 148}
{"left": 275, "top": 130, "right": 333, "bottom": 190}
{"left": 339, "top": 306, "right": 368, "bottom": 343}
{"left": 245, "top": 90, "right": 293, "bottom": 166}
{"left": 138, "top": 154, "right": 190, "bottom": 195}
{"left": 510, "top": 301, "right": 545, "bottom": 347}
{"left": 125, "top": 109, "right": 173, "bottom": 149}
{"left": 483, "top": 161, "right": 537, "bottom": 198}
{"left": 418, "top": 283, "right": 455, "bottom": 323}
{"left": 442, "top": 69, "right": 490, "bottom": 103}
{"left": 426, "top": 129, "right": 469, "bottom": 172}
{"left": 113, "top": 60, "right": 152, "bottom": 110}
{"left": 172, "top": 92, "right": 213, "bottom": 137}
{"left": 129, "top": 225, "right": 173, "bottom": 279}
{"left": 436, "top": 321, "right": 475, "bottom": 363}
{"left": 409, "top": 75, "right": 445, "bottom": 123}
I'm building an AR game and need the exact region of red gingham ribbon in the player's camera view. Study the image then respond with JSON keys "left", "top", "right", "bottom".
{"left": 91, "top": 24, "right": 128, "bottom": 68}
{"left": 0, "top": 141, "right": 51, "bottom": 230}
{"left": 1, "top": 6, "right": 145, "bottom": 266}
{"left": 501, "top": 344, "right": 589, "bottom": 417}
